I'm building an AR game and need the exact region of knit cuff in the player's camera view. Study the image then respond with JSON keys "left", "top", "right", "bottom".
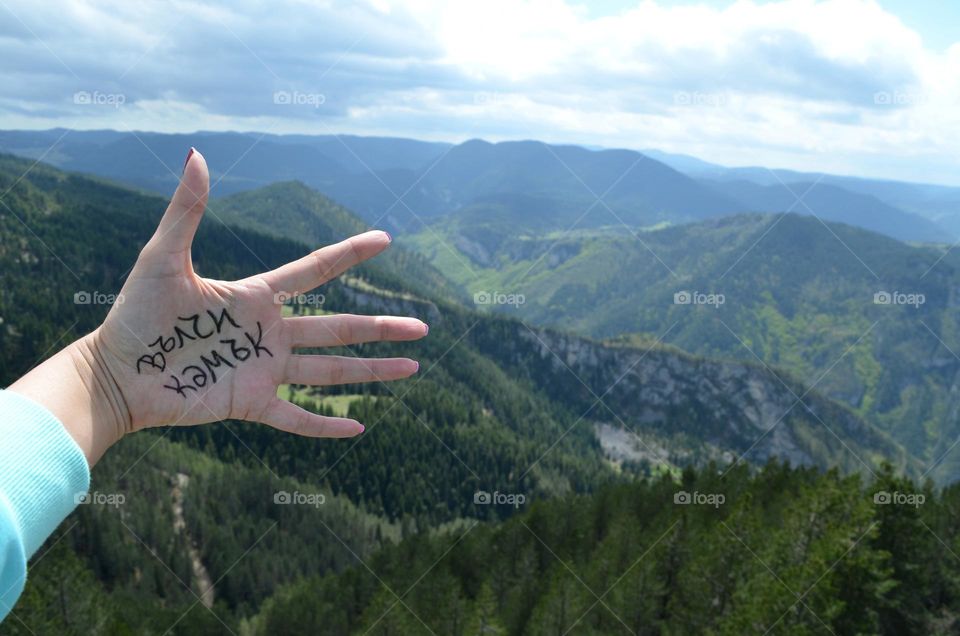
{"left": 0, "top": 390, "right": 90, "bottom": 557}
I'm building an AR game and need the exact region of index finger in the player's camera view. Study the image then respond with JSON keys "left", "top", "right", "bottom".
{"left": 259, "top": 230, "right": 391, "bottom": 295}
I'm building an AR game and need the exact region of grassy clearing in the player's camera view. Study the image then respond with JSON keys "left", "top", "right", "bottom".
{"left": 276, "top": 386, "right": 380, "bottom": 417}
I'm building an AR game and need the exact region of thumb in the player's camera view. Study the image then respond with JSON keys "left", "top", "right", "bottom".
{"left": 150, "top": 147, "right": 209, "bottom": 257}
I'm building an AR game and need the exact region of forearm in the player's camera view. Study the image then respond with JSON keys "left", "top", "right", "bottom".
{"left": 8, "top": 330, "right": 128, "bottom": 468}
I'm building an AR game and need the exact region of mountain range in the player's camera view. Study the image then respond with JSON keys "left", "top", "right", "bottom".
{"left": 404, "top": 209, "right": 960, "bottom": 481}
{"left": 2, "top": 129, "right": 957, "bottom": 243}
{"left": 2, "top": 131, "right": 959, "bottom": 631}
{"left": 646, "top": 147, "right": 960, "bottom": 237}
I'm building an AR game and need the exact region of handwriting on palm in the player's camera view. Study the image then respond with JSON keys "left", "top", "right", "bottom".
{"left": 97, "top": 150, "right": 425, "bottom": 438}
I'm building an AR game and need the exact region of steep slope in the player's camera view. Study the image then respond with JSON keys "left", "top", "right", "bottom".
{"left": 404, "top": 212, "right": 960, "bottom": 479}
{"left": 0, "top": 153, "right": 614, "bottom": 526}
{"left": 209, "top": 180, "right": 463, "bottom": 302}
{"left": 248, "top": 462, "right": 957, "bottom": 635}
{"left": 0, "top": 154, "right": 923, "bottom": 631}
{"left": 6, "top": 432, "right": 402, "bottom": 634}
{"left": 0, "top": 155, "right": 909, "bottom": 483}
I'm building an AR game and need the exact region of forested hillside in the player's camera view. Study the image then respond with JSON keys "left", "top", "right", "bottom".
{"left": 405, "top": 212, "right": 960, "bottom": 482}
{"left": 249, "top": 461, "right": 960, "bottom": 635}
{"left": 0, "top": 153, "right": 618, "bottom": 527}
{"left": 208, "top": 180, "right": 462, "bottom": 302}
{"left": 11, "top": 457, "right": 960, "bottom": 634}
{"left": 0, "top": 154, "right": 930, "bottom": 634}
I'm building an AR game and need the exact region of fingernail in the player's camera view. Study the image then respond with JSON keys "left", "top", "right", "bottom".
{"left": 358, "top": 423, "right": 365, "bottom": 434}
{"left": 384, "top": 231, "right": 392, "bottom": 243}
{"left": 182, "top": 147, "right": 195, "bottom": 174}
{"left": 415, "top": 361, "right": 420, "bottom": 372}
{"left": 423, "top": 323, "right": 429, "bottom": 336}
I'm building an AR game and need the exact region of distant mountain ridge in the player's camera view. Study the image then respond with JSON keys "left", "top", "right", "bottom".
{"left": 0, "top": 128, "right": 952, "bottom": 243}
{"left": 702, "top": 178, "right": 947, "bottom": 243}
{"left": 645, "top": 147, "right": 960, "bottom": 237}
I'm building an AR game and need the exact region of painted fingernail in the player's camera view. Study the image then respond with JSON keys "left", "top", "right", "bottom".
{"left": 182, "top": 147, "right": 195, "bottom": 175}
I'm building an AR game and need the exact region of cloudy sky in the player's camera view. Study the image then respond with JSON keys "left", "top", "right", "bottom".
{"left": 1, "top": 0, "right": 959, "bottom": 184}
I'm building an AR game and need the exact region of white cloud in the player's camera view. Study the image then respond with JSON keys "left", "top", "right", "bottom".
{"left": 0, "top": 0, "right": 958, "bottom": 183}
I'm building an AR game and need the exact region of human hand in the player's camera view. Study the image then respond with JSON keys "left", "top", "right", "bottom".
{"left": 10, "top": 148, "right": 427, "bottom": 465}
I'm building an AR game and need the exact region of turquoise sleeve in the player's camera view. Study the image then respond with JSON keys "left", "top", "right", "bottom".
{"left": 0, "top": 390, "right": 91, "bottom": 621}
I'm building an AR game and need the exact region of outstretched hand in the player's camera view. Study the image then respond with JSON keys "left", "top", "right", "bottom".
{"left": 10, "top": 148, "right": 427, "bottom": 465}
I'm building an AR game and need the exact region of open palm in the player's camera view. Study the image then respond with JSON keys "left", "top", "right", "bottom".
{"left": 95, "top": 149, "right": 425, "bottom": 439}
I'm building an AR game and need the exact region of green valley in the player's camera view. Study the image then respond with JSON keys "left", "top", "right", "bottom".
{"left": 403, "top": 212, "right": 960, "bottom": 481}
{"left": 0, "top": 153, "right": 942, "bottom": 634}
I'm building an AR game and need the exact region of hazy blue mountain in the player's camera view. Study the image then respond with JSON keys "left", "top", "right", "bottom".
{"left": 644, "top": 145, "right": 960, "bottom": 238}
{"left": 0, "top": 129, "right": 448, "bottom": 199}
{"left": 265, "top": 133, "right": 450, "bottom": 172}
{"left": 710, "top": 170, "right": 960, "bottom": 236}
{"left": 0, "top": 129, "right": 346, "bottom": 196}
{"left": 296, "top": 138, "right": 747, "bottom": 232}
{"left": 641, "top": 147, "right": 730, "bottom": 174}
{"left": 0, "top": 130, "right": 746, "bottom": 231}
{"left": 2, "top": 128, "right": 954, "bottom": 242}
{"left": 702, "top": 178, "right": 947, "bottom": 243}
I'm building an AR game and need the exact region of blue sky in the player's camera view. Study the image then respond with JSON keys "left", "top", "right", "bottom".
{"left": 860, "top": 1, "right": 960, "bottom": 50}
{"left": 583, "top": 0, "right": 960, "bottom": 50}
{"left": 1, "top": 0, "right": 959, "bottom": 185}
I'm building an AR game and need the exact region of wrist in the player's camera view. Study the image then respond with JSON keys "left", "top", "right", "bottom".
{"left": 8, "top": 328, "right": 130, "bottom": 467}
{"left": 73, "top": 328, "right": 133, "bottom": 440}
